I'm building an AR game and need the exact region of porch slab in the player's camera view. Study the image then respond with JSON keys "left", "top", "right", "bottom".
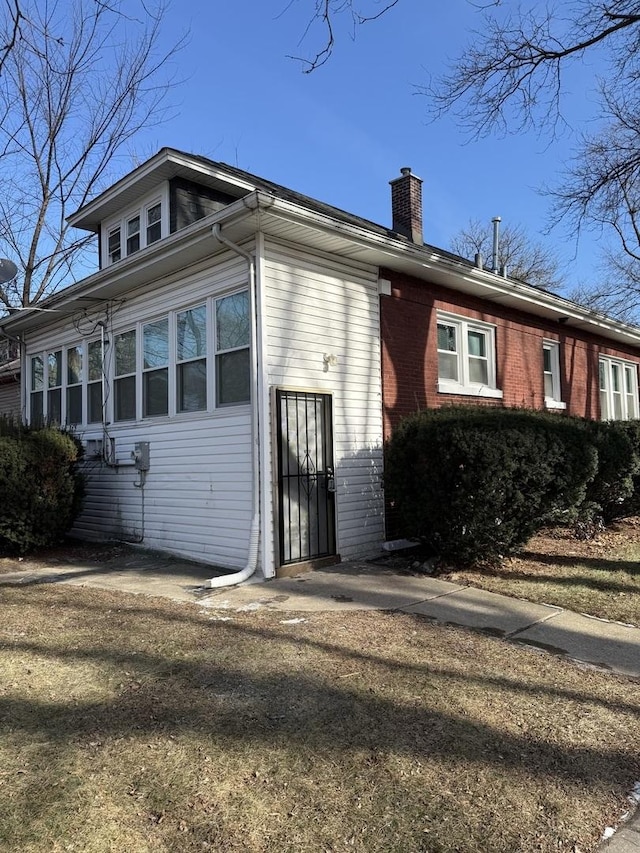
{"left": 201, "top": 569, "right": 465, "bottom": 613}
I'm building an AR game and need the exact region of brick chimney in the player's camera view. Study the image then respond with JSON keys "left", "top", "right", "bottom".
{"left": 390, "top": 167, "right": 423, "bottom": 243}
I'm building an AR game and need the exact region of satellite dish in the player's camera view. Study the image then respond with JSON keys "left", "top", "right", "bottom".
{"left": 0, "top": 259, "right": 18, "bottom": 283}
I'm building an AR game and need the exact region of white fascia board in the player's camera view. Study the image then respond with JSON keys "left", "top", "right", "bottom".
{"left": 253, "top": 193, "right": 640, "bottom": 348}
{"left": 68, "top": 148, "right": 174, "bottom": 228}
{"left": 68, "top": 149, "right": 258, "bottom": 231}
{"left": 2, "top": 195, "right": 260, "bottom": 335}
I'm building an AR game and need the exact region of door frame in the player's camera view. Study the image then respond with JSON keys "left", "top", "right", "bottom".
{"left": 272, "top": 385, "right": 339, "bottom": 574}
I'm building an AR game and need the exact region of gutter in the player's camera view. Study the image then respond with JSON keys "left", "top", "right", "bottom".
{"left": 207, "top": 224, "right": 260, "bottom": 588}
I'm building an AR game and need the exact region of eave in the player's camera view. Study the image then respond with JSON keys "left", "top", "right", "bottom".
{"left": 68, "top": 148, "right": 257, "bottom": 234}
{"left": 5, "top": 190, "right": 640, "bottom": 350}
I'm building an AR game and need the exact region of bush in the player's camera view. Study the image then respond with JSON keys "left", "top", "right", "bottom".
{"left": 385, "top": 406, "right": 597, "bottom": 566}
{"left": 579, "top": 420, "right": 640, "bottom": 523}
{"left": 0, "top": 424, "right": 84, "bottom": 554}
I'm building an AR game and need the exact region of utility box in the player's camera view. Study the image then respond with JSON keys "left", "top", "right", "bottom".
{"left": 132, "top": 441, "right": 150, "bottom": 471}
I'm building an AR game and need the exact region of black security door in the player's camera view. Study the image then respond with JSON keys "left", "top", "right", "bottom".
{"left": 276, "top": 390, "right": 336, "bottom": 565}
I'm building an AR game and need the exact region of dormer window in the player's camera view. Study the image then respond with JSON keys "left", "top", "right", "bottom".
{"left": 126, "top": 214, "right": 141, "bottom": 255}
{"left": 108, "top": 225, "right": 121, "bottom": 263}
{"left": 103, "top": 190, "right": 166, "bottom": 267}
{"left": 146, "top": 202, "right": 162, "bottom": 245}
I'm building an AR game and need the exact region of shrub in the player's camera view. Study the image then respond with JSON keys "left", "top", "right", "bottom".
{"left": 385, "top": 406, "right": 597, "bottom": 566}
{"left": 579, "top": 420, "right": 640, "bottom": 523}
{"left": 0, "top": 425, "right": 84, "bottom": 554}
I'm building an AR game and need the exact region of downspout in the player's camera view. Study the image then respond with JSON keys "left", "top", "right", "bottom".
{"left": 207, "top": 223, "right": 260, "bottom": 588}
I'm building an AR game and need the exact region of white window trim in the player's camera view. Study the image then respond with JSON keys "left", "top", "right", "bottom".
{"left": 101, "top": 185, "right": 169, "bottom": 268}
{"left": 599, "top": 355, "right": 639, "bottom": 421}
{"left": 25, "top": 287, "right": 250, "bottom": 427}
{"left": 436, "top": 311, "right": 503, "bottom": 399}
{"left": 543, "top": 339, "right": 566, "bottom": 410}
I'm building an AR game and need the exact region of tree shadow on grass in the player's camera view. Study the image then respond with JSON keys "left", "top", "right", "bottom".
{"left": 520, "top": 551, "right": 640, "bottom": 577}
{"left": 474, "top": 556, "right": 640, "bottom": 595}
{"left": 2, "top": 604, "right": 639, "bottom": 851}
{"left": 3, "top": 584, "right": 640, "bottom": 715}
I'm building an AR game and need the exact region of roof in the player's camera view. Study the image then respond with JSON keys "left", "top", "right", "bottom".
{"left": 4, "top": 148, "right": 640, "bottom": 350}
{"left": 68, "top": 147, "right": 467, "bottom": 266}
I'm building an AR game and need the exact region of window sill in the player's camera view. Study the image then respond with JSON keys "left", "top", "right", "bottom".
{"left": 438, "top": 382, "right": 503, "bottom": 399}
{"left": 544, "top": 398, "right": 567, "bottom": 410}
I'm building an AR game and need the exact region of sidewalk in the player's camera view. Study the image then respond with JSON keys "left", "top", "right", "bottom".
{"left": 201, "top": 562, "right": 640, "bottom": 680}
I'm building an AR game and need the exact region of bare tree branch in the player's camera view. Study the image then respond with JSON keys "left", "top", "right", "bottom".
{"left": 450, "top": 219, "right": 564, "bottom": 291}
{"left": 427, "top": 2, "right": 640, "bottom": 138}
{"left": 0, "top": 0, "right": 186, "bottom": 308}
{"left": 288, "top": 0, "right": 400, "bottom": 72}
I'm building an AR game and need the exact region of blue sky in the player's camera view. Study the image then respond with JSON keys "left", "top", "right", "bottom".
{"left": 130, "top": 0, "right": 609, "bottom": 294}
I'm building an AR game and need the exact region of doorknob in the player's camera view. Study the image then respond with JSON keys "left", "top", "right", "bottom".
{"left": 326, "top": 466, "right": 336, "bottom": 494}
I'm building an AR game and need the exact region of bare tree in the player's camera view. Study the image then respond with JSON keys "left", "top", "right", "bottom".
{"left": 0, "top": 0, "right": 22, "bottom": 74}
{"left": 450, "top": 219, "right": 563, "bottom": 291}
{"left": 287, "top": 0, "right": 400, "bottom": 71}
{"left": 427, "top": 2, "right": 640, "bottom": 309}
{"left": 566, "top": 248, "right": 640, "bottom": 324}
{"left": 0, "top": 0, "right": 185, "bottom": 309}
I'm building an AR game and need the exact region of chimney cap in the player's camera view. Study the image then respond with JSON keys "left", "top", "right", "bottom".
{"left": 390, "top": 167, "right": 423, "bottom": 185}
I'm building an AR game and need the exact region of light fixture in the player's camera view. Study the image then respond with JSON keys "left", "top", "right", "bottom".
{"left": 323, "top": 353, "right": 338, "bottom": 371}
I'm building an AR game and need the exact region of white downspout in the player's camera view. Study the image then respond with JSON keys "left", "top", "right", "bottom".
{"left": 207, "top": 223, "right": 260, "bottom": 588}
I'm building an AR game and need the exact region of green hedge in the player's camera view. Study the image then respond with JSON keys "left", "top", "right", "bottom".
{"left": 580, "top": 420, "right": 640, "bottom": 523}
{"left": 385, "top": 407, "right": 598, "bottom": 566}
{"left": 0, "top": 421, "right": 85, "bottom": 554}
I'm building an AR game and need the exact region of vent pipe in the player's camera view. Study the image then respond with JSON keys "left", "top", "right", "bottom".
{"left": 491, "top": 216, "right": 501, "bottom": 273}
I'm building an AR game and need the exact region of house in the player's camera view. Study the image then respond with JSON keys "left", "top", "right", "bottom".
{"left": 2, "top": 148, "right": 640, "bottom": 583}
{"left": 0, "top": 339, "right": 20, "bottom": 418}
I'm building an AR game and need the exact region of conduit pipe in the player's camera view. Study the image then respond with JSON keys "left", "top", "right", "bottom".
{"left": 207, "top": 223, "right": 260, "bottom": 588}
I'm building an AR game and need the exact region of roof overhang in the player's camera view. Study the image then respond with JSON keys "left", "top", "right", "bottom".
{"left": 68, "top": 148, "right": 257, "bottom": 234}
{"left": 6, "top": 190, "right": 640, "bottom": 349}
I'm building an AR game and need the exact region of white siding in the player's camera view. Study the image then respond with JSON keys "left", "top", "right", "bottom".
{"left": 0, "top": 380, "right": 20, "bottom": 418}
{"left": 19, "top": 236, "right": 385, "bottom": 574}
{"left": 263, "top": 240, "right": 384, "bottom": 564}
{"left": 24, "top": 251, "right": 253, "bottom": 569}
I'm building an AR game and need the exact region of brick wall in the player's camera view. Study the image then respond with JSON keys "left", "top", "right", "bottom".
{"left": 380, "top": 268, "right": 640, "bottom": 440}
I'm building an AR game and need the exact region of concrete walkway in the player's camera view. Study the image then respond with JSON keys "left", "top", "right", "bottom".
{"left": 2, "top": 553, "right": 639, "bottom": 850}
{"left": 3, "top": 554, "right": 639, "bottom": 678}
{"left": 198, "top": 563, "right": 640, "bottom": 681}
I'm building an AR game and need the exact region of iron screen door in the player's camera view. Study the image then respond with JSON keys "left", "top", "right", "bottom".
{"left": 276, "top": 389, "right": 336, "bottom": 565}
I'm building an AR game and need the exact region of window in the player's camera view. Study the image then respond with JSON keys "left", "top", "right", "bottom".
{"left": 600, "top": 356, "right": 639, "bottom": 420}
{"left": 143, "top": 318, "right": 169, "bottom": 417}
{"left": 114, "top": 330, "right": 137, "bottom": 421}
{"left": 126, "top": 214, "right": 141, "bottom": 255}
{"left": 104, "top": 194, "right": 164, "bottom": 266}
{"left": 177, "top": 305, "right": 207, "bottom": 412}
{"left": 66, "top": 346, "right": 83, "bottom": 425}
{"left": 30, "top": 355, "right": 44, "bottom": 425}
{"left": 26, "top": 288, "right": 250, "bottom": 427}
{"left": 543, "top": 341, "right": 565, "bottom": 409}
{"left": 146, "top": 202, "right": 162, "bottom": 245}
{"left": 108, "top": 225, "right": 121, "bottom": 264}
{"left": 436, "top": 313, "right": 501, "bottom": 398}
{"left": 216, "top": 291, "right": 250, "bottom": 405}
{"left": 87, "top": 339, "right": 104, "bottom": 424}
{"left": 47, "top": 350, "right": 62, "bottom": 423}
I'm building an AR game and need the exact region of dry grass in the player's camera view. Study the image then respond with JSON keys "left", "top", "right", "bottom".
{"left": 443, "top": 518, "right": 640, "bottom": 628}
{"left": 1, "top": 582, "right": 639, "bottom": 852}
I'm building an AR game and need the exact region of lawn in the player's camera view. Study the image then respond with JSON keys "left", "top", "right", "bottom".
{"left": 442, "top": 517, "right": 640, "bottom": 628}
{"left": 1, "top": 581, "right": 639, "bottom": 852}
